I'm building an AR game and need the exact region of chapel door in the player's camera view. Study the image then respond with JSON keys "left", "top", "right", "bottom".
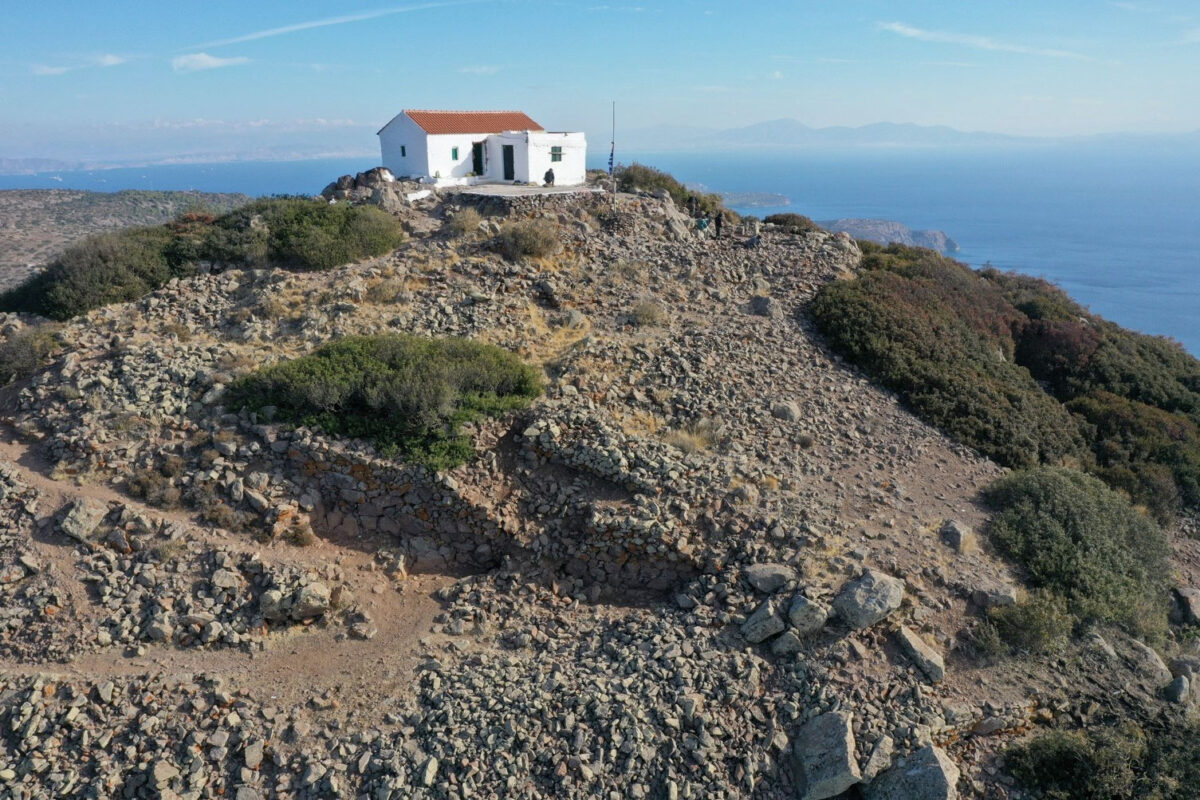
{"left": 502, "top": 145, "right": 515, "bottom": 181}
{"left": 472, "top": 142, "right": 484, "bottom": 175}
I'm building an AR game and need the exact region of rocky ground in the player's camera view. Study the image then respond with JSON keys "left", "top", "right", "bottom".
{"left": 0, "top": 174, "right": 1196, "bottom": 799}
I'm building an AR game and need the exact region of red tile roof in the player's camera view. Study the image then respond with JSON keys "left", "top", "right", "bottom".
{"left": 403, "top": 109, "right": 544, "bottom": 135}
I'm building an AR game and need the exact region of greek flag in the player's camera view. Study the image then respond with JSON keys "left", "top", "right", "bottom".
{"left": 608, "top": 143, "right": 615, "bottom": 175}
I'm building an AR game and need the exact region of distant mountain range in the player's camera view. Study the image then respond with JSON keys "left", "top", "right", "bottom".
{"left": 615, "top": 119, "right": 1200, "bottom": 152}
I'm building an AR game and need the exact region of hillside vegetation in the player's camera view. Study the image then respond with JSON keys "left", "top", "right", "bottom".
{"left": 0, "top": 189, "right": 249, "bottom": 292}
{"left": 984, "top": 467, "right": 1170, "bottom": 641}
{"left": 227, "top": 334, "right": 543, "bottom": 470}
{"left": 811, "top": 243, "right": 1200, "bottom": 517}
{"left": 0, "top": 197, "right": 405, "bottom": 320}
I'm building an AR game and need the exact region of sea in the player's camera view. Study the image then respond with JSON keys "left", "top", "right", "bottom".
{"left": 2, "top": 148, "right": 1197, "bottom": 355}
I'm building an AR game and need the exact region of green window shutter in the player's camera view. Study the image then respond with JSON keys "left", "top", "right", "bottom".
{"left": 452, "top": 147, "right": 459, "bottom": 160}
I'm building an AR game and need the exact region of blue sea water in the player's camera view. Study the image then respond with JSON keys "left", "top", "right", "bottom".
{"left": 610, "top": 148, "right": 1200, "bottom": 355}
{"left": 2, "top": 148, "right": 1197, "bottom": 354}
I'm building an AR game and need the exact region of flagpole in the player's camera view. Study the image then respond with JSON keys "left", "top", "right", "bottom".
{"left": 609, "top": 100, "right": 616, "bottom": 201}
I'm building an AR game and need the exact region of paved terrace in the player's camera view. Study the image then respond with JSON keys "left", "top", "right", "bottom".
{"left": 459, "top": 184, "right": 605, "bottom": 198}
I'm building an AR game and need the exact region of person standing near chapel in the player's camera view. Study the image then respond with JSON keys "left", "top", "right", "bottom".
{"left": 544, "top": 168, "right": 555, "bottom": 187}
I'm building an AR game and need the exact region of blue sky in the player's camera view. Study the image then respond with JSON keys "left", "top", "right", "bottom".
{"left": 4, "top": 0, "right": 1200, "bottom": 163}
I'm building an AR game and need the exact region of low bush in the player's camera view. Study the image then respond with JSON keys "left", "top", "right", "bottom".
{"left": 209, "top": 197, "right": 405, "bottom": 270}
{"left": 2, "top": 227, "right": 179, "bottom": 320}
{"left": 227, "top": 334, "right": 543, "bottom": 470}
{"left": 495, "top": 219, "right": 561, "bottom": 260}
{"left": 448, "top": 207, "right": 483, "bottom": 236}
{"left": 984, "top": 467, "right": 1170, "bottom": 640}
{"left": 1007, "top": 726, "right": 1144, "bottom": 800}
{"left": 810, "top": 242, "right": 1200, "bottom": 515}
{"left": 764, "top": 213, "right": 820, "bottom": 234}
{"left": 1007, "top": 720, "right": 1200, "bottom": 800}
{"left": 0, "top": 324, "right": 60, "bottom": 384}
{"left": 630, "top": 300, "right": 666, "bottom": 328}
{"left": 614, "top": 163, "right": 723, "bottom": 216}
{"left": 0, "top": 198, "right": 405, "bottom": 320}
{"left": 986, "top": 591, "right": 1074, "bottom": 654}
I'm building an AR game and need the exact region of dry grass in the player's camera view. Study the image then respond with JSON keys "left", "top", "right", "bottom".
{"left": 662, "top": 416, "right": 724, "bottom": 453}
{"left": 619, "top": 409, "right": 664, "bottom": 437}
{"left": 448, "top": 207, "right": 483, "bottom": 236}
{"left": 512, "top": 301, "right": 592, "bottom": 366}
{"left": 162, "top": 322, "right": 193, "bottom": 341}
{"left": 364, "top": 277, "right": 406, "bottom": 304}
{"left": 630, "top": 300, "right": 666, "bottom": 328}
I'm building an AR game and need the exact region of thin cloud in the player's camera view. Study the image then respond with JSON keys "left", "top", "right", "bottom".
{"left": 879, "top": 21, "right": 1091, "bottom": 60}
{"left": 172, "top": 52, "right": 250, "bottom": 72}
{"left": 1184, "top": 28, "right": 1200, "bottom": 43}
{"left": 193, "top": 1, "right": 485, "bottom": 49}
{"left": 31, "top": 53, "right": 129, "bottom": 75}
{"left": 458, "top": 65, "right": 499, "bottom": 74}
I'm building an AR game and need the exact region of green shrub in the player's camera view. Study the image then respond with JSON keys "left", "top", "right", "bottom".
{"left": 810, "top": 243, "right": 1200, "bottom": 514}
{"left": 987, "top": 591, "right": 1074, "bottom": 654}
{"left": 1007, "top": 721, "right": 1200, "bottom": 800}
{"left": 0, "top": 198, "right": 406, "bottom": 320}
{"left": 495, "top": 219, "right": 561, "bottom": 260}
{"left": 1, "top": 227, "right": 178, "bottom": 320}
{"left": 614, "top": 163, "right": 723, "bottom": 216}
{"left": 0, "top": 324, "right": 59, "bottom": 383}
{"left": 984, "top": 467, "right": 1170, "bottom": 639}
{"left": 1007, "top": 726, "right": 1144, "bottom": 800}
{"left": 764, "top": 213, "right": 820, "bottom": 234}
{"left": 963, "top": 619, "right": 1008, "bottom": 663}
{"left": 227, "top": 334, "right": 543, "bottom": 471}
{"left": 210, "top": 197, "right": 405, "bottom": 270}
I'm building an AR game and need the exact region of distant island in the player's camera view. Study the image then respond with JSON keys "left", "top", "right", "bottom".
{"left": 818, "top": 218, "right": 959, "bottom": 253}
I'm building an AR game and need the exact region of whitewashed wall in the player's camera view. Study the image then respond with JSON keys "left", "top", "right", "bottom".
{"left": 527, "top": 132, "right": 587, "bottom": 185}
{"left": 424, "top": 133, "right": 491, "bottom": 181}
{"left": 377, "top": 114, "right": 428, "bottom": 179}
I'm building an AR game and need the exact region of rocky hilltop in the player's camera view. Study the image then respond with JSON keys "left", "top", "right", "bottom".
{"left": 0, "top": 170, "right": 1195, "bottom": 800}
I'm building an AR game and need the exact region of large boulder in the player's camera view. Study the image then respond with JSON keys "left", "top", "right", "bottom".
{"left": 864, "top": 745, "right": 959, "bottom": 800}
{"left": 1175, "top": 587, "right": 1200, "bottom": 625}
{"left": 744, "top": 563, "right": 797, "bottom": 594}
{"left": 788, "top": 595, "right": 830, "bottom": 636}
{"left": 832, "top": 569, "right": 905, "bottom": 629}
{"left": 896, "top": 626, "right": 945, "bottom": 682}
{"left": 939, "top": 519, "right": 978, "bottom": 554}
{"left": 290, "top": 582, "right": 331, "bottom": 620}
{"left": 794, "top": 711, "right": 861, "bottom": 800}
{"left": 742, "top": 599, "right": 786, "bottom": 644}
{"left": 59, "top": 499, "right": 108, "bottom": 543}
{"left": 1125, "top": 639, "right": 1172, "bottom": 689}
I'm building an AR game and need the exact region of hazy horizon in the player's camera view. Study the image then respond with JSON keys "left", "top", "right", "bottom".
{"left": 5, "top": 1, "right": 1200, "bottom": 166}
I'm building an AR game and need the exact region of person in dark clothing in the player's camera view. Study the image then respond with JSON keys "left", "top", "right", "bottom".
{"left": 688, "top": 194, "right": 698, "bottom": 218}
{"left": 714, "top": 210, "right": 723, "bottom": 239}
{"left": 543, "top": 168, "right": 555, "bottom": 187}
